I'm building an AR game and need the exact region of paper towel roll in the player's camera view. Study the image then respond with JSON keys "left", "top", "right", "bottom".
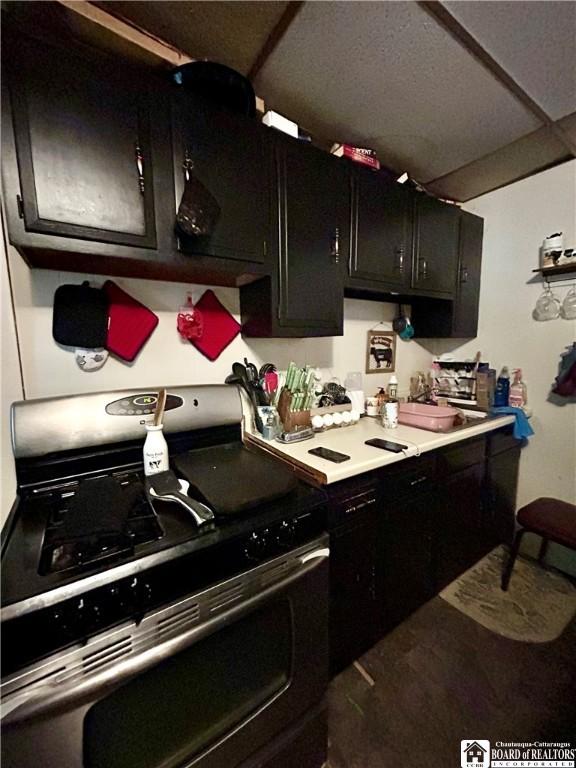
{"left": 347, "top": 390, "right": 365, "bottom": 414}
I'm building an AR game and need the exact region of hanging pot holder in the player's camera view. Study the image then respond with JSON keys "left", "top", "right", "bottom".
{"left": 52, "top": 281, "right": 108, "bottom": 348}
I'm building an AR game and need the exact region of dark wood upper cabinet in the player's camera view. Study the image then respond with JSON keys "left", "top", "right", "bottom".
{"left": 348, "top": 167, "right": 413, "bottom": 290}
{"left": 241, "top": 137, "right": 347, "bottom": 337}
{"left": 172, "top": 95, "right": 269, "bottom": 264}
{"left": 452, "top": 211, "right": 484, "bottom": 337}
{"left": 278, "top": 138, "right": 347, "bottom": 331}
{"left": 411, "top": 209, "right": 484, "bottom": 338}
{"left": 412, "top": 194, "right": 460, "bottom": 295}
{"left": 5, "top": 37, "right": 157, "bottom": 250}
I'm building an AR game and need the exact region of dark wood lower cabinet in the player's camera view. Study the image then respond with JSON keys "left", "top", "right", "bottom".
{"left": 328, "top": 428, "right": 521, "bottom": 673}
{"left": 329, "top": 506, "right": 382, "bottom": 675}
{"left": 381, "top": 493, "right": 435, "bottom": 629}
{"left": 434, "top": 463, "right": 492, "bottom": 591}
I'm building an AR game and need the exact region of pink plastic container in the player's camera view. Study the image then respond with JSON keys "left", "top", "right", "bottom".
{"left": 398, "top": 403, "right": 458, "bottom": 432}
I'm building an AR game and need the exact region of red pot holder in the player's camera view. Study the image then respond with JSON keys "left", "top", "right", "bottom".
{"left": 104, "top": 281, "right": 159, "bottom": 362}
{"left": 190, "top": 290, "right": 241, "bottom": 361}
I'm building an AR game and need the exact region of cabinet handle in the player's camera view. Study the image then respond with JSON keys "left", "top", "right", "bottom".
{"left": 182, "top": 148, "right": 194, "bottom": 182}
{"left": 460, "top": 265, "right": 469, "bottom": 283}
{"left": 135, "top": 143, "right": 145, "bottom": 194}
{"left": 418, "top": 258, "right": 429, "bottom": 280}
{"left": 395, "top": 247, "right": 405, "bottom": 274}
{"left": 331, "top": 228, "right": 340, "bottom": 263}
{"left": 410, "top": 475, "right": 428, "bottom": 486}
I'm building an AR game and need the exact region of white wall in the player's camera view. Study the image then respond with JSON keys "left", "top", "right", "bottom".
{"left": 6, "top": 250, "right": 433, "bottom": 400}
{"left": 2, "top": 230, "right": 434, "bottom": 525}
{"left": 1, "top": 221, "right": 24, "bottom": 527}
{"left": 430, "top": 160, "right": 576, "bottom": 572}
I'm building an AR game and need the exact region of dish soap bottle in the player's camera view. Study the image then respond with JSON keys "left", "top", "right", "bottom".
{"left": 509, "top": 369, "right": 527, "bottom": 409}
{"left": 143, "top": 424, "right": 169, "bottom": 476}
{"left": 494, "top": 366, "right": 511, "bottom": 407}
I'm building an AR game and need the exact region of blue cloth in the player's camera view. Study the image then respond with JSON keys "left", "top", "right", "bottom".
{"left": 491, "top": 406, "right": 534, "bottom": 440}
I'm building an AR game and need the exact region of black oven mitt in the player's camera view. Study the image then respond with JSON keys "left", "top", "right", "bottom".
{"left": 52, "top": 281, "right": 109, "bottom": 348}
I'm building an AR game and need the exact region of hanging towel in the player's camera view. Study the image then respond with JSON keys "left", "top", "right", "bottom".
{"left": 491, "top": 406, "right": 535, "bottom": 440}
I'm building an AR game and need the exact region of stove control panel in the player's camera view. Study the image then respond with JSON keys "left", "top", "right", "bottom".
{"left": 106, "top": 394, "right": 184, "bottom": 417}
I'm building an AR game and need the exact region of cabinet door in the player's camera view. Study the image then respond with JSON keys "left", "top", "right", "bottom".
{"left": 173, "top": 96, "right": 269, "bottom": 263}
{"left": 277, "top": 140, "right": 347, "bottom": 332}
{"left": 435, "top": 463, "right": 491, "bottom": 590}
{"left": 453, "top": 211, "right": 484, "bottom": 337}
{"left": 349, "top": 168, "right": 412, "bottom": 288}
{"left": 412, "top": 195, "right": 460, "bottom": 294}
{"left": 330, "top": 510, "right": 381, "bottom": 674}
{"left": 381, "top": 494, "right": 435, "bottom": 629}
{"left": 487, "top": 447, "right": 520, "bottom": 546}
{"left": 6, "top": 38, "right": 157, "bottom": 249}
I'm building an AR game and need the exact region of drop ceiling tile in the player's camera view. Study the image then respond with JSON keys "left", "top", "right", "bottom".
{"left": 443, "top": 1, "right": 576, "bottom": 121}
{"left": 97, "top": 1, "right": 290, "bottom": 75}
{"left": 255, "top": 2, "right": 541, "bottom": 181}
{"left": 557, "top": 111, "right": 576, "bottom": 147}
{"left": 425, "top": 126, "right": 571, "bottom": 201}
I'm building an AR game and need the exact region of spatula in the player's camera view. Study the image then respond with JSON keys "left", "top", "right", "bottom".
{"left": 146, "top": 471, "right": 214, "bottom": 526}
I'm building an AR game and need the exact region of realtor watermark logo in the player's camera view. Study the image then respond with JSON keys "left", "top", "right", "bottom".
{"left": 461, "top": 740, "right": 576, "bottom": 768}
{"left": 461, "top": 741, "right": 491, "bottom": 768}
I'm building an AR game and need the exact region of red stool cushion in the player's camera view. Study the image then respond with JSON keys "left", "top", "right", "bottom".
{"left": 517, "top": 497, "right": 576, "bottom": 549}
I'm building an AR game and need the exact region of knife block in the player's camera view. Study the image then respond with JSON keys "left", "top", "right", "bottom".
{"left": 277, "top": 389, "right": 311, "bottom": 433}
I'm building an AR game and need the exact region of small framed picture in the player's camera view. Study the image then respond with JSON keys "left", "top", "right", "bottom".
{"left": 366, "top": 330, "right": 396, "bottom": 374}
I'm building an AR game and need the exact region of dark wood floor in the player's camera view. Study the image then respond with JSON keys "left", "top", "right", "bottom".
{"left": 327, "top": 597, "right": 576, "bottom": 768}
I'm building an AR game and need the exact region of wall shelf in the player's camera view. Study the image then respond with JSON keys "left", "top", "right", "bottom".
{"left": 532, "top": 264, "right": 576, "bottom": 283}
{"left": 532, "top": 264, "right": 576, "bottom": 276}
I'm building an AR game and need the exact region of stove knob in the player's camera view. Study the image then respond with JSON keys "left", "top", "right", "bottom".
{"left": 100, "top": 585, "right": 129, "bottom": 622}
{"left": 129, "top": 578, "right": 153, "bottom": 610}
{"left": 244, "top": 531, "right": 266, "bottom": 562}
{"left": 276, "top": 520, "right": 296, "bottom": 550}
{"left": 52, "top": 604, "right": 77, "bottom": 641}
{"left": 76, "top": 598, "right": 101, "bottom": 635}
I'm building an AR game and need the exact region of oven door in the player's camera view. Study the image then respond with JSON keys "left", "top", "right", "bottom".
{"left": 1, "top": 537, "right": 329, "bottom": 768}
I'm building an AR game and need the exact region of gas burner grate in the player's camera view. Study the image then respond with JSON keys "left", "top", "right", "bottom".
{"left": 37, "top": 471, "right": 163, "bottom": 576}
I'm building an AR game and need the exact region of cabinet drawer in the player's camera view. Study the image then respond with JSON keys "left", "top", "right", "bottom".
{"left": 328, "top": 486, "right": 378, "bottom": 529}
{"left": 438, "top": 435, "right": 486, "bottom": 474}
{"left": 379, "top": 454, "right": 437, "bottom": 501}
{"left": 488, "top": 427, "right": 520, "bottom": 456}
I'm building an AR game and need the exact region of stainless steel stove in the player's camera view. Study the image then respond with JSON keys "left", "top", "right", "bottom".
{"left": 1, "top": 385, "right": 329, "bottom": 768}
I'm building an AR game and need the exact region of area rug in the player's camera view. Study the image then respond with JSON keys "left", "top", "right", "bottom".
{"left": 440, "top": 546, "right": 576, "bottom": 643}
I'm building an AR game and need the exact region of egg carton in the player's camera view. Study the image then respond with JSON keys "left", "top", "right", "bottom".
{"left": 310, "top": 404, "right": 359, "bottom": 431}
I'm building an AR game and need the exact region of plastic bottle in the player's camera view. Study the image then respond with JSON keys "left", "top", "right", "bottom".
{"left": 387, "top": 375, "right": 398, "bottom": 400}
{"left": 143, "top": 424, "right": 169, "bottom": 476}
{"left": 494, "top": 366, "right": 510, "bottom": 407}
{"left": 509, "top": 369, "right": 527, "bottom": 409}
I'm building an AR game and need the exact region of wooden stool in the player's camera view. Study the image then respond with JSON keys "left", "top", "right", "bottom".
{"left": 501, "top": 497, "right": 576, "bottom": 590}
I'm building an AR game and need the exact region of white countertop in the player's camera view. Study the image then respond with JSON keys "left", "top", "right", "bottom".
{"left": 244, "top": 412, "right": 516, "bottom": 485}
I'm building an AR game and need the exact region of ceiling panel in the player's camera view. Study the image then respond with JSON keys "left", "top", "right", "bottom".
{"left": 425, "top": 126, "right": 571, "bottom": 201}
{"left": 255, "top": 1, "right": 542, "bottom": 182}
{"left": 97, "top": 1, "right": 289, "bottom": 75}
{"left": 557, "top": 111, "right": 576, "bottom": 147}
{"left": 443, "top": 1, "right": 576, "bottom": 121}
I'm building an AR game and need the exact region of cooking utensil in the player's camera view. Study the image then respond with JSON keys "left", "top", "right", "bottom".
{"left": 154, "top": 388, "right": 167, "bottom": 427}
{"left": 230, "top": 362, "right": 265, "bottom": 432}
{"left": 243, "top": 357, "right": 258, "bottom": 383}
{"left": 146, "top": 471, "right": 214, "bottom": 526}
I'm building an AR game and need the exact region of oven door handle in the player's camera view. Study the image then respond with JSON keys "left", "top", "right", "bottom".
{"left": 1, "top": 545, "right": 329, "bottom": 725}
